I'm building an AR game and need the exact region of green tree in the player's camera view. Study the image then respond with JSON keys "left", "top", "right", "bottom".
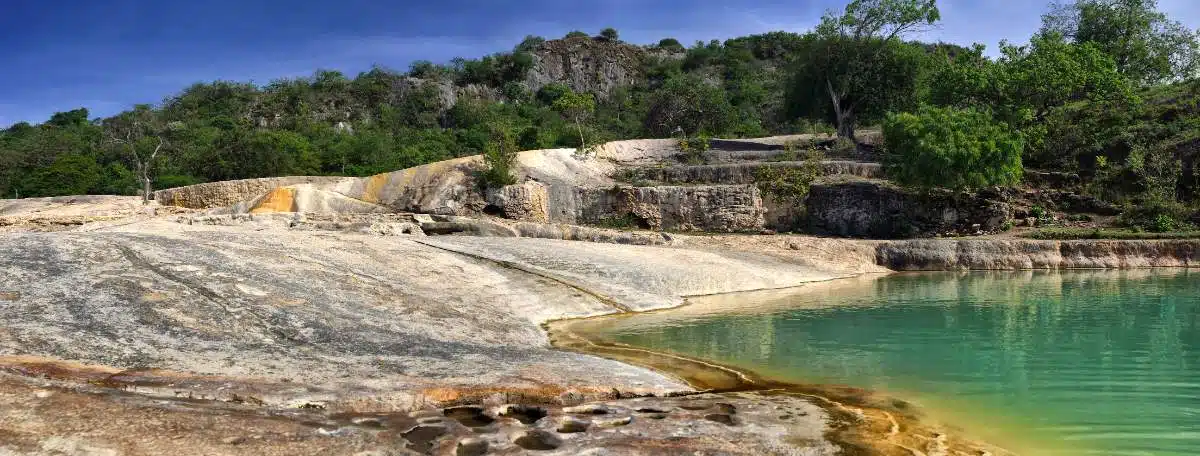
{"left": 600, "top": 28, "right": 619, "bottom": 41}
{"left": 1042, "top": 0, "right": 1200, "bottom": 84}
{"left": 645, "top": 74, "right": 736, "bottom": 137}
{"left": 927, "top": 33, "right": 1130, "bottom": 156}
{"left": 657, "top": 38, "right": 684, "bottom": 51}
{"left": 515, "top": 35, "right": 546, "bottom": 52}
{"left": 46, "top": 108, "right": 91, "bottom": 128}
{"left": 25, "top": 154, "right": 103, "bottom": 197}
{"left": 787, "top": 37, "right": 927, "bottom": 140}
{"left": 883, "top": 106, "right": 1024, "bottom": 190}
{"left": 552, "top": 90, "right": 596, "bottom": 147}
{"left": 786, "top": 0, "right": 940, "bottom": 140}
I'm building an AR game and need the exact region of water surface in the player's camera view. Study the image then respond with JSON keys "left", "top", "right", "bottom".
{"left": 593, "top": 271, "right": 1200, "bottom": 456}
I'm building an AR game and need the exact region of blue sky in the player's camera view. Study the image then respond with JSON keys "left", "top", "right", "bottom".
{"left": 2, "top": 0, "right": 1198, "bottom": 127}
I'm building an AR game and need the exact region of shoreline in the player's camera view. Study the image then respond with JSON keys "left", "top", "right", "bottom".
{"left": 547, "top": 266, "right": 1197, "bottom": 455}
{"left": 545, "top": 277, "right": 1020, "bottom": 456}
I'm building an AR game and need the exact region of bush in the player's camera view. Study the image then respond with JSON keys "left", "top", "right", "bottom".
{"left": 599, "top": 28, "right": 619, "bottom": 41}
{"left": 565, "top": 31, "right": 589, "bottom": 39}
{"left": 756, "top": 144, "right": 825, "bottom": 203}
{"left": 1030, "top": 205, "right": 1048, "bottom": 220}
{"left": 479, "top": 126, "right": 519, "bottom": 188}
{"left": 883, "top": 106, "right": 1024, "bottom": 190}
{"left": 657, "top": 38, "right": 684, "bottom": 52}
{"left": 1117, "top": 198, "right": 1194, "bottom": 232}
{"left": 677, "top": 134, "right": 710, "bottom": 165}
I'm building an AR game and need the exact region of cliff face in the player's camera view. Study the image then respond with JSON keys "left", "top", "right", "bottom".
{"left": 526, "top": 37, "right": 648, "bottom": 98}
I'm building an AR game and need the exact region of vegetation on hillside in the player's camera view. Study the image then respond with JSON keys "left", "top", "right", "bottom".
{"left": 1, "top": 0, "right": 1197, "bottom": 229}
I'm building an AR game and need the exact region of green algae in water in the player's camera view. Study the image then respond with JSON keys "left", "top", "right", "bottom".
{"left": 597, "top": 271, "right": 1200, "bottom": 456}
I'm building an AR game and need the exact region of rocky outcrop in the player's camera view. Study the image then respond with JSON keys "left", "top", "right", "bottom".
{"left": 526, "top": 37, "right": 647, "bottom": 98}
{"left": 806, "top": 180, "right": 1010, "bottom": 238}
{"left": 575, "top": 185, "right": 765, "bottom": 232}
{"left": 486, "top": 181, "right": 550, "bottom": 222}
{"left": 154, "top": 176, "right": 352, "bottom": 209}
{"left": 876, "top": 239, "right": 1199, "bottom": 270}
{"left": 326, "top": 156, "right": 486, "bottom": 215}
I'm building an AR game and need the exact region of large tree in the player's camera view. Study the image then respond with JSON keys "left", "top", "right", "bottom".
{"left": 644, "top": 74, "right": 736, "bottom": 138}
{"left": 786, "top": 0, "right": 940, "bottom": 140}
{"left": 926, "top": 33, "right": 1128, "bottom": 129}
{"left": 552, "top": 90, "right": 596, "bottom": 148}
{"left": 1042, "top": 0, "right": 1200, "bottom": 84}
{"left": 103, "top": 105, "right": 177, "bottom": 203}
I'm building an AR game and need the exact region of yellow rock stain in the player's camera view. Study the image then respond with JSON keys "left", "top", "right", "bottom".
{"left": 250, "top": 187, "right": 297, "bottom": 213}
{"left": 360, "top": 173, "right": 390, "bottom": 204}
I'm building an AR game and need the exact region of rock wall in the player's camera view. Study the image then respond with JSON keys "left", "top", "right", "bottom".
{"left": 154, "top": 176, "right": 352, "bottom": 209}
{"left": 526, "top": 37, "right": 646, "bottom": 99}
{"left": 574, "top": 185, "right": 765, "bottom": 232}
{"left": 876, "top": 239, "right": 1199, "bottom": 270}
{"left": 762, "top": 193, "right": 805, "bottom": 232}
{"left": 623, "top": 161, "right": 882, "bottom": 185}
{"left": 806, "top": 181, "right": 1010, "bottom": 238}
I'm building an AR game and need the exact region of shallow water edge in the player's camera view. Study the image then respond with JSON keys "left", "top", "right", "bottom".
{"left": 546, "top": 276, "right": 1022, "bottom": 456}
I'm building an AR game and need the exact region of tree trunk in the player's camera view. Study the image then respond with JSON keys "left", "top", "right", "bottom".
{"left": 836, "top": 111, "right": 856, "bottom": 141}
{"left": 136, "top": 162, "right": 151, "bottom": 205}
{"left": 826, "top": 79, "right": 856, "bottom": 141}
{"left": 142, "top": 175, "right": 152, "bottom": 205}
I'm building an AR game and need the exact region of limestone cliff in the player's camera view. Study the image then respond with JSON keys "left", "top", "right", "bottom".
{"left": 525, "top": 37, "right": 648, "bottom": 98}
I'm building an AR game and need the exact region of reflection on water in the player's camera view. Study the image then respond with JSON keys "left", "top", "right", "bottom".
{"left": 596, "top": 270, "right": 1200, "bottom": 456}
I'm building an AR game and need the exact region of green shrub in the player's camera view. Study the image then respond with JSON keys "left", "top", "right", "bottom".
{"left": 1117, "top": 198, "right": 1194, "bottom": 232}
{"left": 1022, "top": 228, "right": 1200, "bottom": 240}
{"left": 1030, "top": 205, "right": 1048, "bottom": 219}
{"left": 596, "top": 213, "right": 644, "bottom": 229}
{"left": 599, "top": 28, "right": 619, "bottom": 41}
{"left": 677, "top": 134, "right": 711, "bottom": 165}
{"left": 883, "top": 106, "right": 1024, "bottom": 190}
{"left": 479, "top": 126, "right": 519, "bottom": 188}
{"left": 756, "top": 148, "right": 825, "bottom": 203}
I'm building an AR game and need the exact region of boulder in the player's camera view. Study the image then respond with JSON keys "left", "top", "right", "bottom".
{"left": 486, "top": 181, "right": 550, "bottom": 222}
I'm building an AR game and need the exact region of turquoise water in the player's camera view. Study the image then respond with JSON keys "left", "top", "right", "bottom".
{"left": 597, "top": 271, "right": 1200, "bottom": 456}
